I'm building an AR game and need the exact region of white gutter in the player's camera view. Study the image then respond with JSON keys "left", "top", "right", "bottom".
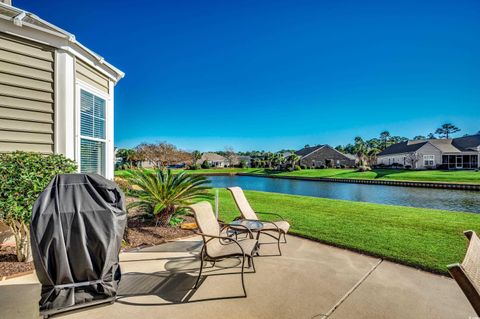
{"left": 0, "top": 2, "right": 124, "bottom": 81}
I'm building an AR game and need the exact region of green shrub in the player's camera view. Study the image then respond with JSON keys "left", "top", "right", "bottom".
{"left": 239, "top": 160, "right": 248, "bottom": 168}
{"left": 294, "top": 165, "right": 302, "bottom": 171}
{"left": 0, "top": 151, "right": 77, "bottom": 261}
{"left": 124, "top": 169, "right": 212, "bottom": 226}
{"left": 357, "top": 166, "right": 372, "bottom": 172}
{"left": 188, "top": 163, "right": 201, "bottom": 170}
{"left": 201, "top": 160, "right": 211, "bottom": 169}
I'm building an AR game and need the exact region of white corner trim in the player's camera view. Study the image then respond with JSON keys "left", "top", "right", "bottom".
{"left": 54, "top": 50, "right": 76, "bottom": 161}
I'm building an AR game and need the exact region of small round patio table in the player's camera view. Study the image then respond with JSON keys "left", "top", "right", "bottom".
{"left": 227, "top": 220, "right": 263, "bottom": 240}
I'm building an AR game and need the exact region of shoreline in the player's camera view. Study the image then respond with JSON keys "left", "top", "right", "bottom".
{"left": 193, "top": 171, "right": 480, "bottom": 191}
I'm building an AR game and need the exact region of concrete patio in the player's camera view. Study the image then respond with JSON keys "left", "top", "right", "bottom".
{"left": 0, "top": 235, "right": 475, "bottom": 319}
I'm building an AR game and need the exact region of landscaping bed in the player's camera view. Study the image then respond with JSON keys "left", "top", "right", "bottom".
{"left": 124, "top": 197, "right": 194, "bottom": 248}
{"left": 0, "top": 247, "right": 34, "bottom": 278}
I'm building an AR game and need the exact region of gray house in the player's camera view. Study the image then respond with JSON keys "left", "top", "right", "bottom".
{"left": 0, "top": 0, "right": 123, "bottom": 179}
{"left": 197, "top": 153, "right": 227, "bottom": 168}
{"left": 377, "top": 134, "right": 480, "bottom": 169}
{"left": 296, "top": 145, "right": 356, "bottom": 168}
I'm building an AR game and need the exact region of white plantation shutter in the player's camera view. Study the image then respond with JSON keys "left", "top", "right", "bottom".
{"left": 80, "top": 89, "right": 106, "bottom": 176}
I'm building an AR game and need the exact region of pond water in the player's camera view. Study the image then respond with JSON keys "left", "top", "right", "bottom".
{"left": 207, "top": 175, "right": 480, "bottom": 213}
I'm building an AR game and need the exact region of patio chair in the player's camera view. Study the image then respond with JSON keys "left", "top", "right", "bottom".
{"left": 447, "top": 230, "right": 480, "bottom": 315}
{"left": 190, "top": 201, "right": 259, "bottom": 297}
{"left": 227, "top": 187, "right": 290, "bottom": 255}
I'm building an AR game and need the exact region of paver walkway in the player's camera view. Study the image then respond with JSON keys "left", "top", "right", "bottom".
{"left": 0, "top": 235, "right": 475, "bottom": 318}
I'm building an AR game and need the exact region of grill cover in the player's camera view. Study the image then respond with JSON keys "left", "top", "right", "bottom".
{"left": 31, "top": 174, "right": 127, "bottom": 314}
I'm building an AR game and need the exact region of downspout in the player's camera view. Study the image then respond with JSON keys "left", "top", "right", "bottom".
{"left": 12, "top": 10, "right": 25, "bottom": 26}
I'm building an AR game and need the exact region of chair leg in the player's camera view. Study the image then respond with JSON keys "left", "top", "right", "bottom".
{"left": 240, "top": 255, "right": 247, "bottom": 297}
{"left": 250, "top": 256, "right": 256, "bottom": 273}
{"left": 283, "top": 232, "right": 287, "bottom": 243}
{"left": 277, "top": 232, "right": 282, "bottom": 256}
{"left": 194, "top": 246, "right": 206, "bottom": 289}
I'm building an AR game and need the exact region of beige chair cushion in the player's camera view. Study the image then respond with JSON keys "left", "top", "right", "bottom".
{"left": 207, "top": 238, "right": 258, "bottom": 258}
{"left": 227, "top": 187, "right": 258, "bottom": 220}
{"left": 262, "top": 221, "right": 290, "bottom": 234}
{"left": 190, "top": 201, "right": 258, "bottom": 258}
{"left": 462, "top": 231, "right": 480, "bottom": 290}
{"left": 191, "top": 201, "right": 219, "bottom": 237}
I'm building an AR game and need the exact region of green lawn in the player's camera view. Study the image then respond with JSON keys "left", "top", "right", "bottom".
{"left": 207, "top": 189, "right": 479, "bottom": 275}
{"left": 116, "top": 167, "right": 480, "bottom": 184}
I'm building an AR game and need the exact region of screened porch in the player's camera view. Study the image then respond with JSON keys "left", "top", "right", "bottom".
{"left": 442, "top": 154, "right": 479, "bottom": 169}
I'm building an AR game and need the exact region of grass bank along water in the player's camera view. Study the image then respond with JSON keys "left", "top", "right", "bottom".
{"left": 115, "top": 168, "right": 480, "bottom": 186}
{"left": 207, "top": 175, "right": 480, "bottom": 213}
{"left": 209, "top": 189, "right": 480, "bottom": 275}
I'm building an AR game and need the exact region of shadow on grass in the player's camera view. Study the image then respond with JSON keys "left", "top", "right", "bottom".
{"left": 332, "top": 169, "right": 411, "bottom": 179}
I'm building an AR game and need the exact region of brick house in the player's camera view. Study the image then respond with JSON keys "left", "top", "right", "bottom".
{"left": 296, "top": 145, "right": 356, "bottom": 168}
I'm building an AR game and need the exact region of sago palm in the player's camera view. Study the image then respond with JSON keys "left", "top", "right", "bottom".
{"left": 125, "top": 169, "right": 212, "bottom": 226}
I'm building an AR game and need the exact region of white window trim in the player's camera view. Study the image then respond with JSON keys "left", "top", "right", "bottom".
{"left": 75, "top": 79, "right": 113, "bottom": 179}
{"left": 423, "top": 154, "right": 435, "bottom": 166}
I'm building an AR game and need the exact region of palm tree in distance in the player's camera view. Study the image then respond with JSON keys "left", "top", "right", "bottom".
{"left": 288, "top": 153, "right": 301, "bottom": 170}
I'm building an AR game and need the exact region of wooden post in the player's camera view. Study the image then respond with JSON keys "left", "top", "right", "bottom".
{"left": 215, "top": 189, "right": 219, "bottom": 219}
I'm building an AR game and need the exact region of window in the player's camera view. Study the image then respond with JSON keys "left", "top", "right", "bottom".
{"left": 423, "top": 155, "right": 435, "bottom": 167}
{"left": 80, "top": 89, "right": 106, "bottom": 176}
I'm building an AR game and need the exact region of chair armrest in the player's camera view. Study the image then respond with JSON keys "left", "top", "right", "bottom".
{"left": 256, "top": 212, "right": 286, "bottom": 221}
{"left": 194, "top": 231, "right": 247, "bottom": 257}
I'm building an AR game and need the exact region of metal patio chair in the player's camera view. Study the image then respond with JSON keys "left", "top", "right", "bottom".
{"left": 190, "top": 201, "right": 259, "bottom": 297}
{"left": 448, "top": 230, "right": 480, "bottom": 315}
{"left": 227, "top": 187, "right": 290, "bottom": 255}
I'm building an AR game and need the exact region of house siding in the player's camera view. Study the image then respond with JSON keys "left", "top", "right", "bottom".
{"left": 75, "top": 60, "right": 109, "bottom": 94}
{"left": 0, "top": 33, "right": 54, "bottom": 153}
{"left": 300, "top": 146, "right": 355, "bottom": 167}
{"left": 377, "top": 154, "right": 409, "bottom": 166}
{"left": 377, "top": 143, "right": 443, "bottom": 169}
{"left": 416, "top": 143, "right": 443, "bottom": 169}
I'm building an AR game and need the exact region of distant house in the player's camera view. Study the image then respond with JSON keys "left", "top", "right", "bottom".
{"left": 0, "top": 1, "right": 124, "bottom": 179}
{"left": 377, "top": 134, "right": 480, "bottom": 169}
{"left": 296, "top": 145, "right": 356, "bottom": 168}
{"left": 198, "top": 153, "right": 227, "bottom": 168}
{"left": 231, "top": 155, "right": 252, "bottom": 167}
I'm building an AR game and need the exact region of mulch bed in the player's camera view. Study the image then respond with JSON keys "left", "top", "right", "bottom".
{"left": 0, "top": 197, "right": 195, "bottom": 278}
{"left": 0, "top": 246, "right": 34, "bottom": 278}
{"left": 124, "top": 197, "right": 194, "bottom": 248}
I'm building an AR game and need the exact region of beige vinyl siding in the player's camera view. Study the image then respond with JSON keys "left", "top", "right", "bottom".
{"left": 0, "top": 33, "right": 54, "bottom": 153}
{"left": 75, "top": 59, "right": 109, "bottom": 94}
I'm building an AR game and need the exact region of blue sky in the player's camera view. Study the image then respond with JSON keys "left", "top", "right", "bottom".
{"left": 18, "top": 0, "right": 480, "bottom": 151}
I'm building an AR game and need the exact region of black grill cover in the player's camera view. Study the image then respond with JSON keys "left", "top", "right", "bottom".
{"left": 31, "top": 174, "right": 127, "bottom": 314}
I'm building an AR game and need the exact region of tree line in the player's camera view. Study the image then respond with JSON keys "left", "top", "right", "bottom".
{"left": 117, "top": 123, "right": 475, "bottom": 170}
{"left": 334, "top": 123, "right": 465, "bottom": 168}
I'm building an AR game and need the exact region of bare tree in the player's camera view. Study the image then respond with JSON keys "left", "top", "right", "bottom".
{"left": 223, "top": 146, "right": 236, "bottom": 167}
{"left": 136, "top": 142, "right": 190, "bottom": 168}
{"left": 406, "top": 152, "right": 420, "bottom": 169}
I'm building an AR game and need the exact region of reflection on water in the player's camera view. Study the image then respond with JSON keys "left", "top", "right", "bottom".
{"left": 208, "top": 175, "right": 480, "bottom": 213}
